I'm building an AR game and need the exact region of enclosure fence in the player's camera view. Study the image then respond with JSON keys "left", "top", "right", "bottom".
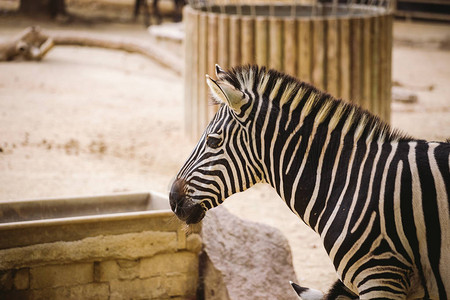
{"left": 184, "top": 0, "right": 395, "bottom": 139}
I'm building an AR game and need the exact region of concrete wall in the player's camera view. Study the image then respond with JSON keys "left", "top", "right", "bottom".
{"left": 0, "top": 193, "right": 202, "bottom": 300}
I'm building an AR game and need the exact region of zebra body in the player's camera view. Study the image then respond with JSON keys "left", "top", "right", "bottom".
{"left": 169, "top": 65, "right": 450, "bottom": 299}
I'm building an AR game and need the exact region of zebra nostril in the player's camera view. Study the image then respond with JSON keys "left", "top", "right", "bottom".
{"left": 169, "top": 190, "right": 182, "bottom": 211}
{"left": 169, "top": 178, "right": 187, "bottom": 212}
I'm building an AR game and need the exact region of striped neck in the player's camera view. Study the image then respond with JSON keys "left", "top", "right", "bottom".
{"left": 223, "top": 66, "right": 414, "bottom": 225}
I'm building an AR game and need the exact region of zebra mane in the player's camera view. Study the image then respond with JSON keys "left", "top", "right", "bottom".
{"left": 218, "top": 65, "right": 413, "bottom": 143}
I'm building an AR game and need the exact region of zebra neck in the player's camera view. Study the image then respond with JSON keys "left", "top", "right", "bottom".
{"left": 260, "top": 95, "right": 409, "bottom": 231}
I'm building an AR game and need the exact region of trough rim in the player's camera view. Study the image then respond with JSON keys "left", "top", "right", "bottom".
{"left": 0, "top": 190, "right": 173, "bottom": 231}
{"left": 188, "top": 3, "right": 391, "bottom": 19}
{"left": 0, "top": 209, "right": 174, "bottom": 231}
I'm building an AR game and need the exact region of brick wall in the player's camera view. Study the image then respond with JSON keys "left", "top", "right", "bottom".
{"left": 0, "top": 228, "right": 202, "bottom": 299}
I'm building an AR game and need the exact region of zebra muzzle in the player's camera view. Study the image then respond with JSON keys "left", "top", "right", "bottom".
{"left": 169, "top": 178, "right": 205, "bottom": 224}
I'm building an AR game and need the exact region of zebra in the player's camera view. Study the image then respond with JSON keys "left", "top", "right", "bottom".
{"left": 290, "top": 280, "right": 357, "bottom": 299}
{"left": 169, "top": 65, "right": 450, "bottom": 299}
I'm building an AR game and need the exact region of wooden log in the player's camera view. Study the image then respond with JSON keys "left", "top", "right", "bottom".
{"left": 326, "top": 18, "right": 339, "bottom": 96}
{"left": 255, "top": 17, "right": 269, "bottom": 67}
{"left": 241, "top": 16, "right": 255, "bottom": 65}
{"left": 283, "top": 17, "right": 297, "bottom": 77}
{"left": 312, "top": 18, "right": 325, "bottom": 90}
{"left": 41, "top": 33, "right": 182, "bottom": 75}
{"left": 217, "top": 14, "right": 230, "bottom": 69}
{"left": 269, "top": 17, "right": 283, "bottom": 71}
{"left": 229, "top": 15, "right": 241, "bottom": 66}
{"left": 0, "top": 26, "right": 53, "bottom": 62}
{"left": 297, "top": 19, "right": 312, "bottom": 83}
{"left": 339, "top": 17, "right": 351, "bottom": 101}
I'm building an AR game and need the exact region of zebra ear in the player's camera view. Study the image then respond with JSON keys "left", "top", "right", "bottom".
{"left": 206, "top": 75, "right": 244, "bottom": 111}
{"left": 215, "top": 64, "right": 226, "bottom": 77}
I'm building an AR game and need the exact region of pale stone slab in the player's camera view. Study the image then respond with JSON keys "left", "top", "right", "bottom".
{"left": 140, "top": 252, "right": 198, "bottom": 278}
{"left": 30, "top": 263, "right": 93, "bottom": 289}
{"left": 31, "top": 283, "right": 109, "bottom": 300}
{"left": 0, "top": 231, "right": 177, "bottom": 270}
{"left": 13, "top": 268, "right": 29, "bottom": 290}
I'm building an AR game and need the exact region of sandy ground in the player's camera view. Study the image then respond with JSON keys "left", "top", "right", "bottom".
{"left": 0, "top": 8, "right": 449, "bottom": 294}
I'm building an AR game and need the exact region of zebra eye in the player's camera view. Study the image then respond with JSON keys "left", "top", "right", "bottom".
{"left": 206, "top": 134, "right": 223, "bottom": 149}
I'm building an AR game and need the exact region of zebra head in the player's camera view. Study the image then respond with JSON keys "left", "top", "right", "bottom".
{"left": 169, "top": 65, "right": 266, "bottom": 224}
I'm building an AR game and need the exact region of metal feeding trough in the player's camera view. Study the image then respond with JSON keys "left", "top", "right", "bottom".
{"left": 0, "top": 192, "right": 201, "bottom": 299}
{"left": 183, "top": 0, "right": 395, "bottom": 139}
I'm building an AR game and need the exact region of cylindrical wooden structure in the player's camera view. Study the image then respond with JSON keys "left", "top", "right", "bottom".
{"left": 184, "top": 4, "right": 393, "bottom": 139}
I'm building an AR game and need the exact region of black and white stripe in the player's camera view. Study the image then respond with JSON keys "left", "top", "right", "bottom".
{"left": 170, "top": 65, "right": 449, "bottom": 299}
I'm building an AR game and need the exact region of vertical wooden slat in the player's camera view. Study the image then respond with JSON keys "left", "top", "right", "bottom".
{"left": 350, "top": 17, "right": 362, "bottom": 105}
{"left": 207, "top": 14, "right": 218, "bottom": 76}
{"left": 255, "top": 17, "right": 269, "bottom": 67}
{"left": 326, "top": 18, "right": 339, "bottom": 96}
{"left": 217, "top": 14, "right": 230, "bottom": 69}
{"left": 339, "top": 17, "right": 351, "bottom": 101}
{"left": 379, "top": 15, "right": 387, "bottom": 120}
{"left": 312, "top": 19, "right": 325, "bottom": 90}
{"left": 241, "top": 16, "right": 255, "bottom": 65}
{"left": 187, "top": 8, "right": 200, "bottom": 139}
{"left": 362, "top": 16, "right": 372, "bottom": 112}
{"left": 208, "top": 14, "right": 219, "bottom": 118}
{"left": 183, "top": 8, "right": 193, "bottom": 137}
{"left": 385, "top": 14, "right": 393, "bottom": 123}
{"left": 371, "top": 15, "right": 380, "bottom": 117}
{"left": 269, "top": 17, "right": 283, "bottom": 71}
{"left": 297, "top": 19, "right": 311, "bottom": 83}
{"left": 283, "top": 17, "right": 297, "bottom": 76}
{"left": 229, "top": 15, "right": 241, "bottom": 66}
{"left": 197, "top": 12, "right": 208, "bottom": 136}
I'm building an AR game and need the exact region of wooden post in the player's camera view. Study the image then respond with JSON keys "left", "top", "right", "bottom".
{"left": 208, "top": 14, "right": 219, "bottom": 118}
{"left": 339, "top": 17, "right": 351, "bottom": 101}
{"left": 217, "top": 14, "right": 230, "bottom": 69}
{"left": 312, "top": 18, "right": 325, "bottom": 90}
{"left": 269, "top": 17, "right": 283, "bottom": 71}
{"left": 371, "top": 15, "right": 380, "bottom": 118}
{"left": 350, "top": 17, "right": 362, "bottom": 105}
{"left": 297, "top": 19, "right": 311, "bottom": 83}
{"left": 283, "top": 18, "right": 297, "bottom": 77}
{"left": 241, "top": 16, "right": 255, "bottom": 65}
{"left": 183, "top": 8, "right": 194, "bottom": 138}
{"left": 198, "top": 12, "right": 209, "bottom": 134}
{"left": 362, "top": 16, "right": 373, "bottom": 112}
{"left": 255, "top": 17, "right": 269, "bottom": 67}
{"left": 326, "top": 18, "right": 339, "bottom": 96}
{"left": 379, "top": 15, "right": 387, "bottom": 120}
{"left": 229, "top": 15, "right": 241, "bottom": 66}
{"left": 385, "top": 14, "right": 393, "bottom": 123}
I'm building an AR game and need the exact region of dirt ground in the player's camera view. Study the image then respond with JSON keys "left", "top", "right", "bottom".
{"left": 0, "top": 3, "right": 449, "bottom": 294}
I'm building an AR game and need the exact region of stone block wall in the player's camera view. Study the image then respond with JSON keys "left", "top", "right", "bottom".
{"left": 0, "top": 224, "right": 202, "bottom": 300}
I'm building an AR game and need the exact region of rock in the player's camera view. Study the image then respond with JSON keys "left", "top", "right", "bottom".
{"left": 201, "top": 206, "right": 299, "bottom": 300}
